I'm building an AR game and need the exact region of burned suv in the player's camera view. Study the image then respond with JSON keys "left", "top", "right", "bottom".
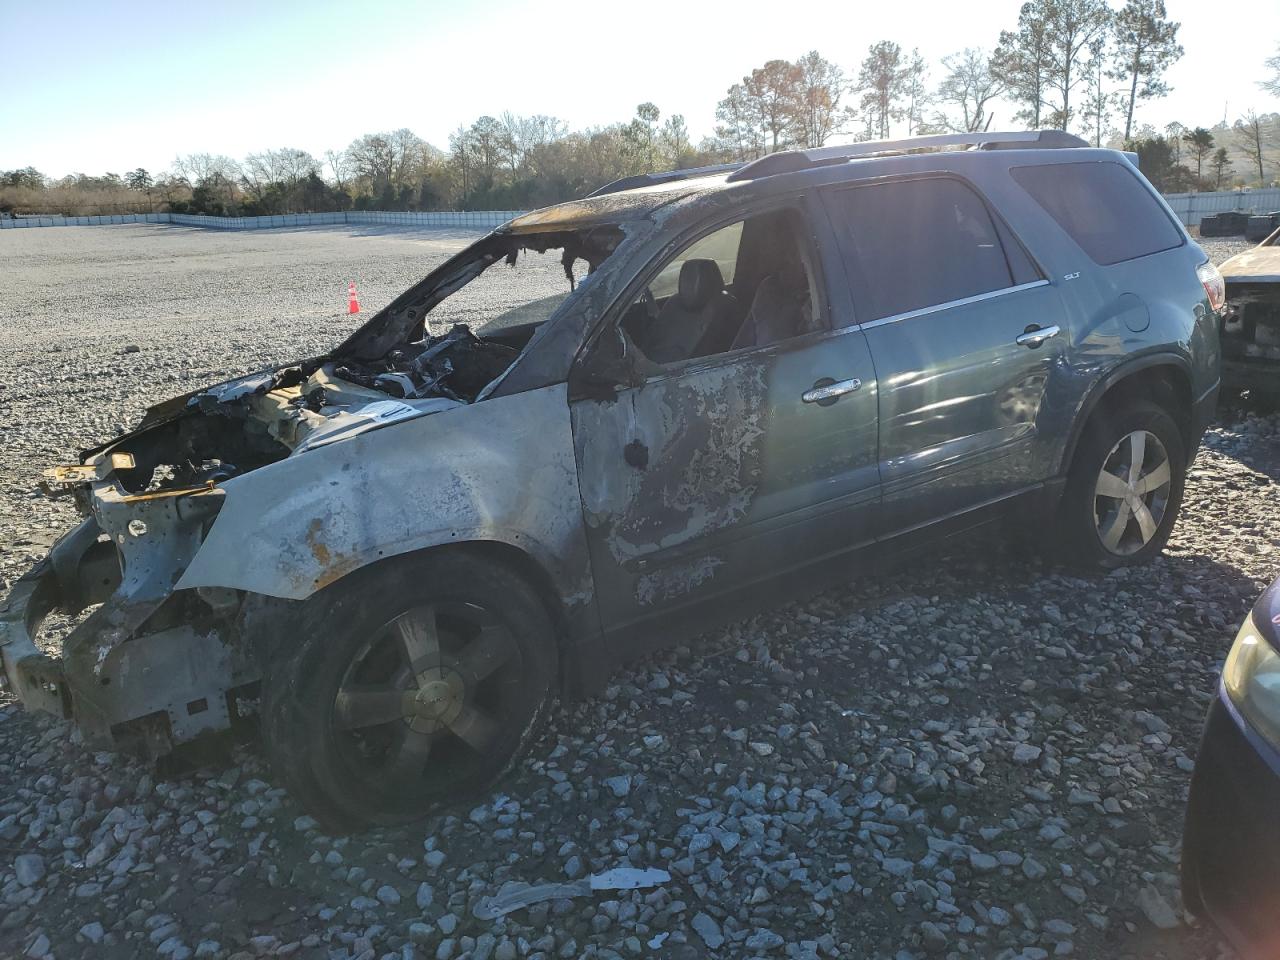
{"left": 1, "top": 131, "right": 1221, "bottom": 828}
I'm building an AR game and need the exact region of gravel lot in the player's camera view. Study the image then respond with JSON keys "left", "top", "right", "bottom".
{"left": 0, "top": 226, "right": 1274, "bottom": 960}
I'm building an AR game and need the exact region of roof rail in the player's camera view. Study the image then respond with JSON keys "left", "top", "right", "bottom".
{"left": 724, "top": 130, "right": 1089, "bottom": 183}
{"left": 586, "top": 162, "right": 746, "bottom": 198}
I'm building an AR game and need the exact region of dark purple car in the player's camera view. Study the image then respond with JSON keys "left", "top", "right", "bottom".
{"left": 1183, "top": 575, "right": 1280, "bottom": 957}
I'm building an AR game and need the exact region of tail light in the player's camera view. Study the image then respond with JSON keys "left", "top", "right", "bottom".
{"left": 1197, "top": 260, "right": 1226, "bottom": 314}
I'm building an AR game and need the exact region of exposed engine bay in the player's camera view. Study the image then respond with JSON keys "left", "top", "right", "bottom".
{"left": 52, "top": 325, "right": 517, "bottom": 499}
{"left": 47, "top": 224, "right": 627, "bottom": 501}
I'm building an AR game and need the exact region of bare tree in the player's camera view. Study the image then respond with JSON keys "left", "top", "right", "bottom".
{"left": 901, "top": 48, "right": 931, "bottom": 136}
{"left": 171, "top": 153, "right": 241, "bottom": 187}
{"left": 1164, "top": 121, "right": 1185, "bottom": 164}
{"left": 1045, "top": 0, "right": 1112, "bottom": 131}
{"left": 714, "top": 83, "right": 766, "bottom": 160}
{"left": 858, "top": 41, "right": 907, "bottom": 139}
{"left": 324, "top": 149, "right": 351, "bottom": 191}
{"left": 497, "top": 113, "right": 567, "bottom": 177}
{"left": 995, "top": 0, "right": 1110, "bottom": 132}
{"left": 1262, "top": 45, "right": 1280, "bottom": 97}
{"left": 465, "top": 118, "right": 506, "bottom": 184}
{"left": 744, "top": 60, "right": 804, "bottom": 151}
{"left": 715, "top": 61, "right": 801, "bottom": 157}
{"left": 241, "top": 148, "right": 318, "bottom": 201}
{"left": 345, "top": 134, "right": 396, "bottom": 188}
{"left": 661, "top": 114, "right": 692, "bottom": 166}
{"left": 1080, "top": 38, "right": 1113, "bottom": 146}
{"left": 935, "top": 48, "right": 1004, "bottom": 133}
{"left": 993, "top": 8, "right": 1052, "bottom": 128}
{"left": 449, "top": 126, "right": 474, "bottom": 201}
{"left": 1235, "top": 111, "right": 1277, "bottom": 185}
{"left": 1107, "top": 0, "right": 1182, "bottom": 141}
{"left": 791, "top": 51, "right": 849, "bottom": 148}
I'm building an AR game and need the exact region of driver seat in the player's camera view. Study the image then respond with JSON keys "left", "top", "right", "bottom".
{"left": 640, "top": 259, "right": 730, "bottom": 364}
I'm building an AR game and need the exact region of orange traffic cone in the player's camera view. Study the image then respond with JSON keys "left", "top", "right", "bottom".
{"left": 347, "top": 281, "right": 360, "bottom": 315}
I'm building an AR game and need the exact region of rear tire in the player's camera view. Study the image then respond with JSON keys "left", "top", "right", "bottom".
{"left": 261, "top": 551, "right": 558, "bottom": 830}
{"left": 1057, "top": 400, "right": 1186, "bottom": 569}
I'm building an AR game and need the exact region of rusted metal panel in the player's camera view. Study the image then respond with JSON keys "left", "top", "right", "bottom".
{"left": 1219, "top": 240, "right": 1280, "bottom": 283}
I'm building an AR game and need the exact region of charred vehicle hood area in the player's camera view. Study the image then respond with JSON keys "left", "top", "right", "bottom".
{"left": 1218, "top": 226, "right": 1280, "bottom": 404}
{"left": 0, "top": 218, "right": 630, "bottom": 757}
{"left": 84, "top": 324, "right": 515, "bottom": 495}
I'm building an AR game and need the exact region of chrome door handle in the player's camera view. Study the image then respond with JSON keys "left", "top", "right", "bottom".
{"left": 1016, "top": 324, "right": 1060, "bottom": 348}
{"left": 802, "top": 377, "right": 861, "bottom": 405}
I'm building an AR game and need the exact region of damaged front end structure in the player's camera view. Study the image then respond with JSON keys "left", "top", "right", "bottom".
{"left": 0, "top": 472, "right": 248, "bottom": 755}
{"left": 0, "top": 215, "right": 633, "bottom": 763}
{"left": 1219, "top": 225, "right": 1280, "bottom": 403}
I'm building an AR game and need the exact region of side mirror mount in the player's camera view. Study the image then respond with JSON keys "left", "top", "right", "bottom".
{"left": 576, "top": 325, "right": 644, "bottom": 394}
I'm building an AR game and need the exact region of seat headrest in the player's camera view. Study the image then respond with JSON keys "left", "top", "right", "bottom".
{"left": 677, "top": 259, "right": 724, "bottom": 310}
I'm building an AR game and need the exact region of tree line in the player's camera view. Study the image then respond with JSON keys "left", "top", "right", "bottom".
{"left": 4, "top": 2, "right": 1279, "bottom": 218}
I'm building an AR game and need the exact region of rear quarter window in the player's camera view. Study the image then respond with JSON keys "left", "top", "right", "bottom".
{"left": 824, "top": 177, "right": 1020, "bottom": 323}
{"left": 1011, "top": 161, "right": 1183, "bottom": 266}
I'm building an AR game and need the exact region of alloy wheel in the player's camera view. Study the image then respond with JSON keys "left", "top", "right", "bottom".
{"left": 1092, "top": 429, "right": 1172, "bottom": 556}
{"left": 329, "top": 602, "right": 521, "bottom": 786}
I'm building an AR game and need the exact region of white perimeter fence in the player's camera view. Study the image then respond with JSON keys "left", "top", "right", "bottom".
{"left": 0, "top": 210, "right": 525, "bottom": 230}
{"left": 9, "top": 189, "right": 1278, "bottom": 230}
{"left": 1163, "top": 188, "right": 1280, "bottom": 227}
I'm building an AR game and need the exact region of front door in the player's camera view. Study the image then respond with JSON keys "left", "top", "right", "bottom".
{"left": 570, "top": 203, "right": 880, "bottom": 638}
{"left": 823, "top": 175, "right": 1069, "bottom": 536}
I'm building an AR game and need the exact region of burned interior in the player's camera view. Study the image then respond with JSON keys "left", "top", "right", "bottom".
{"left": 615, "top": 207, "right": 821, "bottom": 369}
{"left": 60, "top": 225, "right": 626, "bottom": 501}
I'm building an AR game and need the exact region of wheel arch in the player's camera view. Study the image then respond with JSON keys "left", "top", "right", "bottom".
{"left": 1060, "top": 354, "right": 1193, "bottom": 475}
{"left": 243, "top": 536, "right": 604, "bottom": 701}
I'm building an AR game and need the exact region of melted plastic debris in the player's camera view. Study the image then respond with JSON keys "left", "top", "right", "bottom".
{"left": 472, "top": 867, "right": 671, "bottom": 920}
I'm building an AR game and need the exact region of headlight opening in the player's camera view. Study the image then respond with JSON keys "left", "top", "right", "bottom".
{"left": 1224, "top": 613, "right": 1280, "bottom": 746}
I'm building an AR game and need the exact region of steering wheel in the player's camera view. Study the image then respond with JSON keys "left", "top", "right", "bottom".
{"left": 639, "top": 287, "right": 659, "bottom": 323}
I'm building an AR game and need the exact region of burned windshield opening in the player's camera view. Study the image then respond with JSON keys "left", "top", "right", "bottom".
{"left": 96, "top": 225, "right": 628, "bottom": 495}
{"left": 418, "top": 227, "right": 624, "bottom": 338}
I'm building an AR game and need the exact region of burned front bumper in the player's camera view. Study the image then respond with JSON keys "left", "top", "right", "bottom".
{"left": 0, "top": 515, "right": 259, "bottom": 756}
{"left": 0, "top": 520, "right": 115, "bottom": 717}
{"left": 1183, "top": 687, "right": 1280, "bottom": 959}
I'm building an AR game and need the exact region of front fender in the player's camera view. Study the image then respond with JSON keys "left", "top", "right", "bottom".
{"left": 176, "top": 383, "right": 593, "bottom": 609}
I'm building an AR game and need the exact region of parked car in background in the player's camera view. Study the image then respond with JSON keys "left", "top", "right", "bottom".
{"left": 1184, "top": 574, "right": 1280, "bottom": 959}
{"left": 1, "top": 130, "right": 1222, "bottom": 828}
{"left": 1218, "top": 226, "right": 1280, "bottom": 404}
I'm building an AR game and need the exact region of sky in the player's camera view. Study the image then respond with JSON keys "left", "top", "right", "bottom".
{"left": 2, "top": 0, "right": 1278, "bottom": 179}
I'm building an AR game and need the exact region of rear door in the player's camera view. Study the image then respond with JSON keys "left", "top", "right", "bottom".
{"left": 822, "top": 175, "right": 1070, "bottom": 537}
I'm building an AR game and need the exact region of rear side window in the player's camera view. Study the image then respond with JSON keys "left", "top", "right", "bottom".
{"left": 1011, "top": 161, "right": 1182, "bottom": 266}
{"left": 825, "top": 177, "right": 1020, "bottom": 323}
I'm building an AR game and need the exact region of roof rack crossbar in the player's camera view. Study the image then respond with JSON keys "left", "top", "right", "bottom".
{"left": 586, "top": 162, "right": 746, "bottom": 198}
{"left": 725, "top": 130, "right": 1089, "bottom": 183}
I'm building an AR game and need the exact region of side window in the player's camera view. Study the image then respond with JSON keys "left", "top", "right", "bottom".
{"left": 649, "top": 221, "right": 742, "bottom": 300}
{"left": 826, "top": 178, "right": 1018, "bottom": 323}
{"left": 1011, "top": 161, "right": 1183, "bottom": 266}
{"left": 620, "top": 209, "right": 822, "bottom": 366}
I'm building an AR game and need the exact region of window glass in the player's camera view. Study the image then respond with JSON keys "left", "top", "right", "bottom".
{"left": 1011, "top": 161, "right": 1183, "bottom": 266}
{"left": 618, "top": 211, "right": 819, "bottom": 366}
{"left": 826, "top": 178, "right": 1016, "bottom": 322}
{"left": 649, "top": 221, "right": 743, "bottom": 299}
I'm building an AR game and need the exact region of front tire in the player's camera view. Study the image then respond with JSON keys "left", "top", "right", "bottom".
{"left": 1058, "top": 400, "right": 1186, "bottom": 569}
{"left": 261, "top": 551, "right": 558, "bottom": 830}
